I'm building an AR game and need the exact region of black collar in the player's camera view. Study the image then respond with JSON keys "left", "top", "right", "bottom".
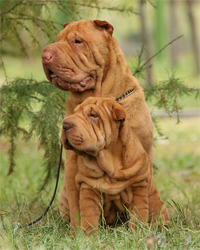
{"left": 115, "top": 88, "right": 135, "bottom": 102}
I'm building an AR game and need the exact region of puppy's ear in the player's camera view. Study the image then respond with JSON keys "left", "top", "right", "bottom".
{"left": 93, "top": 20, "right": 114, "bottom": 36}
{"left": 112, "top": 104, "right": 126, "bottom": 122}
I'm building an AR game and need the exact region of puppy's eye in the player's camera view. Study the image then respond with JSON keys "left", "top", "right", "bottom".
{"left": 90, "top": 113, "right": 98, "bottom": 118}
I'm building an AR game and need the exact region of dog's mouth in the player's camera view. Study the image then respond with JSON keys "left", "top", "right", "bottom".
{"left": 64, "top": 138, "right": 97, "bottom": 156}
{"left": 46, "top": 69, "right": 95, "bottom": 92}
{"left": 65, "top": 138, "right": 72, "bottom": 149}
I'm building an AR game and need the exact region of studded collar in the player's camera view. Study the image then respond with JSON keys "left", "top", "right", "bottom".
{"left": 115, "top": 88, "right": 135, "bottom": 102}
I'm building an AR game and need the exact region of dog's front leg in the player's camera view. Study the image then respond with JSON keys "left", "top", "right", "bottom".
{"left": 129, "top": 185, "right": 149, "bottom": 228}
{"left": 79, "top": 185, "right": 101, "bottom": 234}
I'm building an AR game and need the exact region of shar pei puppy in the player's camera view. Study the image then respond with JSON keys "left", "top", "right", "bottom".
{"left": 42, "top": 20, "right": 169, "bottom": 230}
{"left": 61, "top": 97, "right": 170, "bottom": 233}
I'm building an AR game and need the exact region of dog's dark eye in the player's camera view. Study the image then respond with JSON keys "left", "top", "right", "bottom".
{"left": 75, "top": 39, "right": 82, "bottom": 44}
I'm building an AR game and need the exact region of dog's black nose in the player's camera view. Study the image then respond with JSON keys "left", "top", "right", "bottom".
{"left": 63, "top": 123, "right": 72, "bottom": 131}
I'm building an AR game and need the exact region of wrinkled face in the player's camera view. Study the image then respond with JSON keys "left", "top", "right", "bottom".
{"left": 42, "top": 20, "right": 113, "bottom": 92}
{"left": 61, "top": 97, "right": 126, "bottom": 156}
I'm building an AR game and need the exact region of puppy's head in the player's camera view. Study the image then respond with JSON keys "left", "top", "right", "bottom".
{"left": 61, "top": 97, "right": 126, "bottom": 156}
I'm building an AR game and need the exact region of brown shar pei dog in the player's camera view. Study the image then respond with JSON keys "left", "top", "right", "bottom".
{"left": 61, "top": 97, "right": 170, "bottom": 232}
{"left": 42, "top": 20, "right": 169, "bottom": 230}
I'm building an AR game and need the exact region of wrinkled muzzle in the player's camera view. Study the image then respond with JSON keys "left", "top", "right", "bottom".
{"left": 42, "top": 42, "right": 96, "bottom": 92}
{"left": 61, "top": 115, "right": 103, "bottom": 156}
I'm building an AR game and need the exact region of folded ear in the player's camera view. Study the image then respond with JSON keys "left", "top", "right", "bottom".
{"left": 63, "top": 23, "right": 70, "bottom": 28}
{"left": 112, "top": 103, "right": 126, "bottom": 122}
{"left": 93, "top": 20, "right": 114, "bottom": 36}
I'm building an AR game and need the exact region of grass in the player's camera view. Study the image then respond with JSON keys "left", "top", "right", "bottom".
{"left": 0, "top": 117, "right": 200, "bottom": 249}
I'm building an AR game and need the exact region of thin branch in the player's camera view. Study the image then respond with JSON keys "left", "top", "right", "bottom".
{"left": 29, "top": 95, "right": 45, "bottom": 102}
{"left": 75, "top": 3, "right": 139, "bottom": 15}
{"left": 144, "top": 86, "right": 200, "bottom": 93}
{"left": 148, "top": 0, "right": 156, "bottom": 8}
{"left": 141, "top": 35, "right": 184, "bottom": 69}
{"left": 14, "top": 20, "right": 40, "bottom": 46}
{"left": 6, "top": 16, "right": 61, "bottom": 26}
{"left": 0, "top": 55, "right": 8, "bottom": 85}
{"left": 0, "top": 108, "right": 19, "bottom": 131}
{"left": 0, "top": 0, "right": 23, "bottom": 15}
{"left": 22, "top": 0, "right": 139, "bottom": 15}
{"left": 10, "top": 26, "right": 28, "bottom": 56}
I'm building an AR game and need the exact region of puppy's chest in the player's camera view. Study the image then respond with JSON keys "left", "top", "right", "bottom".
{"left": 78, "top": 155, "right": 105, "bottom": 178}
{"left": 76, "top": 156, "right": 133, "bottom": 197}
{"left": 103, "top": 186, "right": 133, "bottom": 212}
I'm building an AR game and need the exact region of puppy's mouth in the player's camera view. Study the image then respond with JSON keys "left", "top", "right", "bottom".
{"left": 46, "top": 69, "right": 95, "bottom": 92}
{"left": 64, "top": 139, "right": 84, "bottom": 155}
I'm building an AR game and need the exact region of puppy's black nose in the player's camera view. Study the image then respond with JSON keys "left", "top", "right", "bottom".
{"left": 63, "top": 123, "right": 72, "bottom": 131}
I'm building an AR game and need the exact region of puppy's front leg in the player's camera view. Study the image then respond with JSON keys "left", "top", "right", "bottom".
{"left": 79, "top": 186, "right": 101, "bottom": 234}
{"left": 149, "top": 186, "right": 170, "bottom": 226}
{"left": 129, "top": 185, "right": 149, "bottom": 228}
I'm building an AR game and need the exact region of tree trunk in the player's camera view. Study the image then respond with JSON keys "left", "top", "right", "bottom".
{"left": 185, "top": 0, "right": 200, "bottom": 75}
{"left": 155, "top": 0, "right": 166, "bottom": 60}
{"left": 169, "top": 0, "right": 178, "bottom": 66}
{"left": 139, "top": 0, "right": 152, "bottom": 85}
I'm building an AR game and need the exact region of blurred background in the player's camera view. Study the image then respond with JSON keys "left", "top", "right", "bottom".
{"left": 1, "top": 0, "right": 199, "bottom": 106}
{"left": 0, "top": 0, "right": 200, "bottom": 225}
{"left": 1, "top": 1, "right": 199, "bottom": 80}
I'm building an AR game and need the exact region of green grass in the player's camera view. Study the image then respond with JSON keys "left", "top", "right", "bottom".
{"left": 0, "top": 117, "right": 200, "bottom": 249}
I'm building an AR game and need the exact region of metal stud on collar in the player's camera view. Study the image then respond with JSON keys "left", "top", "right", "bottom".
{"left": 115, "top": 88, "right": 135, "bottom": 102}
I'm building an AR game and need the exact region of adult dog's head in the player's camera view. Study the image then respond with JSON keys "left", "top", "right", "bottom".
{"left": 61, "top": 97, "right": 125, "bottom": 157}
{"left": 42, "top": 20, "right": 114, "bottom": 93}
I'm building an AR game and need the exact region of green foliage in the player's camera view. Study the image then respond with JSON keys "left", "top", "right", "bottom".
{"left": 0, "top": 79, "right": 67, "bottom": 184}
{"left": 0, "top": 0, "right": 59, "bottom": 56}
{"left": 144, "top": 73, "right": 200, "bottom": 123}
{"left": 130, "top": 45, "right": 200, "bottom": 124}
{"left": 0, "top": 0, "right": 137, "bottom": 57}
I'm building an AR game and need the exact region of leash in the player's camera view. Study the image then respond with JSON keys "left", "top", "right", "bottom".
{"left": 19, "top": 143, "right": 63, "bottom": 228}
{"left": 20, "top": 88, "right": 135, "bottom": 228}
